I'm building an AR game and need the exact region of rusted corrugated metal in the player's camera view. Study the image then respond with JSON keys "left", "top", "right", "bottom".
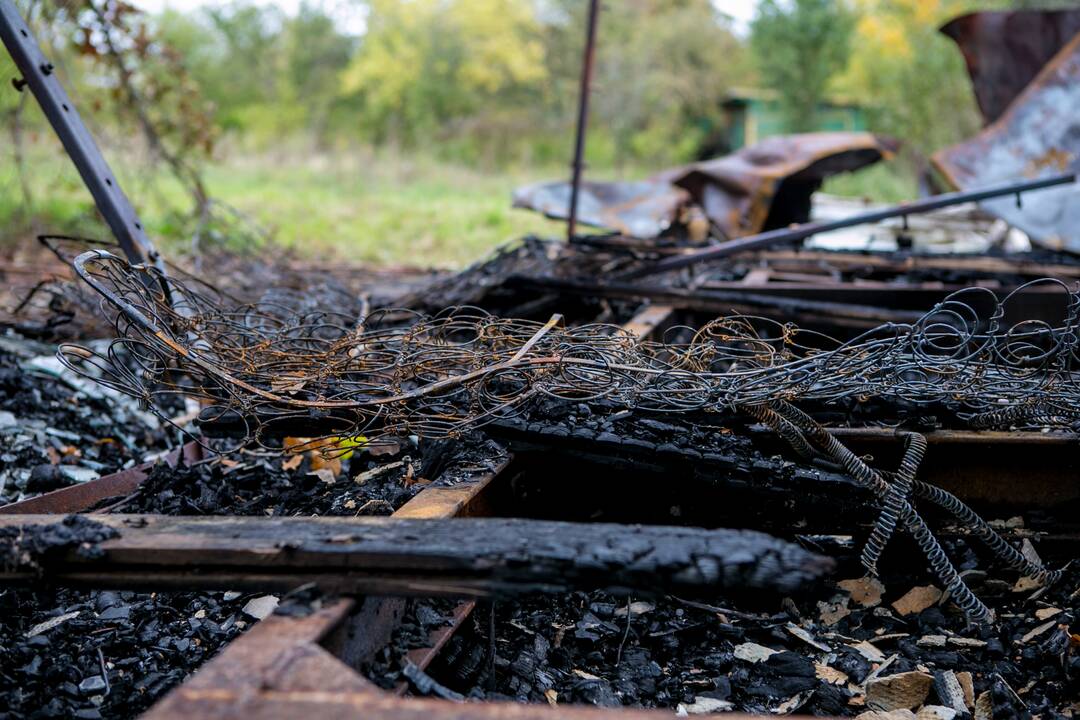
{"left": 514, "top": 132, "right": 897, "bottom": 240}
{"left": 931, "top": 34, "right": 1080, "bottom": 252}
{"left": 656, "top": 131, "right": 898, "bottom": 239}
{"left": 940, "top": 9, "right": 1080, "bottom": 125}
{"left": 512, "top": 179, "right": 691, "bottom": 239}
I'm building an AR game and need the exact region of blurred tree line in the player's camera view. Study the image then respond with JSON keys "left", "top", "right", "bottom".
{"left": 1, "top": 0, "right": 1065, "bottom": 197}
{"left": 149, "top": 0, "right": 748, "bottom": 170}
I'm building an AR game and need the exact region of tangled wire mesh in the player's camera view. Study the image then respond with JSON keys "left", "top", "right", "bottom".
{"left": 58, "top": 249, "right": 1077, "bottom": 622}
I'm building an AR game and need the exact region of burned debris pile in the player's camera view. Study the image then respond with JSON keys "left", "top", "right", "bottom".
{"left": 3, "top": 5, "right": 1080, "bottom": 718}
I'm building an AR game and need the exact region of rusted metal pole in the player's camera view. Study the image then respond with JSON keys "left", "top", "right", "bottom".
{"left": 567, "top": 0, "right": 600, "bottom": 242}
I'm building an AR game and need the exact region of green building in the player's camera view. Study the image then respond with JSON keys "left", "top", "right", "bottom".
{"left": 721, "top": 87, "right": 868, "bottom": 150}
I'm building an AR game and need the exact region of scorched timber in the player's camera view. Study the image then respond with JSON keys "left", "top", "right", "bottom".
{"left": 0, "top": 515, "right": 834, "bottom": 596}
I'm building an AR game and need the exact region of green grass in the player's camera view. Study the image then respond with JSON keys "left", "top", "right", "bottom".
{"left": 2, "top": 139, "right": 920, "bottom": 267}
{"left": 1, "top": 141, "right": 566, "bottom": 268}
{"left": 821, "top": 162, "right": 919, "bottom": 204}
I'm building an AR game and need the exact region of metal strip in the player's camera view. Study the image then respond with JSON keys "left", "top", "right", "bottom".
{"left": 0, "top": 0, "right": 163, "bottom": 271}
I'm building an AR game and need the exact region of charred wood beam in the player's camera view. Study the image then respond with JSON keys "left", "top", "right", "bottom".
{"left": 487, "top": 416, "right": 862, "bottom": 495}
{"left": 0, "top": 514, "right": 834, "bottom": 596}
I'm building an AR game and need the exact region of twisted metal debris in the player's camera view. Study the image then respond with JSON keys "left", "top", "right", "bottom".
{"left": 59, "top": 250, "right": 1075, "bottom": 622}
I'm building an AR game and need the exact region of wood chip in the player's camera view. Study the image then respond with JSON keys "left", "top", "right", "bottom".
{"left": 933, "top": 670, "right": 968, "bottom": 716}
{"left": 852, "top": 640, "right": 886, "bottom": 663}
{"left": 818, "top": 595, "right": 852, "bottom": 626}
{"left": 242, "top": 595, "right": 279, "bottom": 620}
{"left": 947, "top": 636, "right": 987, "bottom": 649}
{"left": 1020, "top": 618, "right": 1058, "bottom": 644}
{"left": 27, "top": 610, "right": 80, "bottom": 637}
{"left": 865, "top": 671, "right": 934, "bottom": 711}
{"left": 733, "top": 642, "right": 779, "bottom": 663}
{"left": 891, "top": 586, "right": 942, "bottom": 616}
{"left": 839, "top": 576, "right": 886, "bottom": 607}
{"left": 1012, "top": 575, "right": 1043, "bottom": 592}
{"left": 955, "top": 672, "right": 975, "bottom": 710}
{"left": 864, "top": 655, "right": 898, "bottom": 684}
{"left": 676, "top": 697, "right": 735, "bottom": 715}
{"left": 614, "top": 601, "right": 655, "bottom": 617}
{"left": 544, "top": 689, "right": 558, "bottom": 706}
{"left": 917, "top": 635, "right": 947, "bottom": 648}
{"left": 307, "top": 468, "right": 336, "bottom": 484}
{"left": 1035, "top": 607, "right": 1062, "bottom": 621}
{"left": 1020, "top": 538, "right": 1043, "bottom": 567}
{"left": 916, "top": 706, "right": 957, "bottom": 720}
{"left": 353, "top": 460, "right": 404, "bottom": 485}
{"left": 855, "top": 711, "right": 916, "bottom": 720}
{"left": 816, "top": 664, "right": 849, "bottom": 686}
{"left": 773, "top": 691, "right": 813, "bottom": 715}
{"left": 786, "top": 623, "right": 831, "bottom": 652}
{"left": 974, "top": 691, "right": 993, "bottom": 720}
{"left": 572, "top": 669, "right": 601, "bottom": 681}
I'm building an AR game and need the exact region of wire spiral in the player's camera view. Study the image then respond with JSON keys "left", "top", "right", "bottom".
{"left": 57, "top": 250, "right": 1075, "bottom": 621}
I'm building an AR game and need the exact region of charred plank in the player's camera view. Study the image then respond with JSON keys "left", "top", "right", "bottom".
{"left": 0, "top": 514, "right": 834, "bottom": 597}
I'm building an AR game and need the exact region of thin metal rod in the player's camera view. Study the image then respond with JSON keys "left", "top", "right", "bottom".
{"left": 0, "top": 0, "right": 163, "bottom": 273}
{"left": 567, "top": 0, "right": 600, "bottom": 243}
{"left": 619, "top": 172, "right": 1078, "bottom": 280}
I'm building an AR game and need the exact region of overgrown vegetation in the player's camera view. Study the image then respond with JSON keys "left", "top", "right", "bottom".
{"left": 0, "top": 0, "right": 1046, "bottom": 265}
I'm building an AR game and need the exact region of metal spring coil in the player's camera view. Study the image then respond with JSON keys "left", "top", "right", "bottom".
{"left": 767, "top": 401, "right": 993, "bottom": 623}
{"left": 861, "top": 432, "right": 926, "bottom": 574}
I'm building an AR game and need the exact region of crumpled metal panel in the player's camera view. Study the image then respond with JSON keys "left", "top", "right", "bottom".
{"left": 932, "top": 34, "right": 1080, "bottom": 252}
{"left": 655, "top": 132, "right": 898, "bottom": 239}
{"left": 941, "top": 9, "right": 1080, "bottom": 125}
{"left": 512, "top": 179, "right": 690, "bottom": 239}
{"left": 513, "top": 132, "right": 896, "bottom": 240}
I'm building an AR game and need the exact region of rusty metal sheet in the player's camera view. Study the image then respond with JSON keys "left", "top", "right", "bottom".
{"left": 941, "top": 9, "right": 1080, "bottom": 124}
{"left": 513, "top": 132, "right": 895, "bottom": 240}
{"left": 512, "top": 179, "right": 689, "bottom": 238}
{"left": 656, "top": 132, "right": 898, "bottom": 239}
{"left": 931, "top": 34, "right": 1080, "bottom": 251}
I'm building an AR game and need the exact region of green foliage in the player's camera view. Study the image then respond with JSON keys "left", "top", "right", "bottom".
{"left": 750, "top": 0, "right": 857, "bottom": 132}
{"left": 340, "top": 0, "right": 548, "bottom": 149}
{"left": 836, "top": 0, "right": 982, "bottom": 159}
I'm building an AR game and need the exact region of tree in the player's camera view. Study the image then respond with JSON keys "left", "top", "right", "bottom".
{"left": 541, "top": 0, "right": 748, "bottom": 168}
{"left": 750, "top": 0, "right": 856, "bottom": 132}
{"left": 339, "top": 0, "right": 548, "bottom": 147}
{"left": 835, "top": 0, "right": 983, "bottom": 157}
